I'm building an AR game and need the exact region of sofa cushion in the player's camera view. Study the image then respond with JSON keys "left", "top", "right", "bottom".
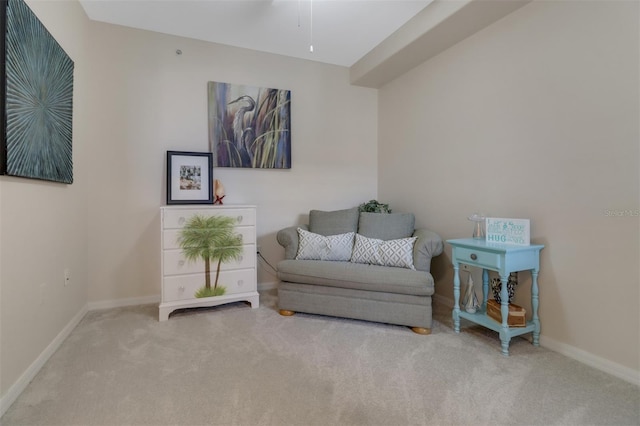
{"left": 278, "top": 282, "right": 433, "bottom": 328}
{"left": 277, "top": 259, "right": 434, "bottom": 296}
{"left": 351, "top": 234, "right": 417, "bottom": 270}
{"left": 309, "top": 207, "right": 359, "bottom": 236}
{"left": 295, "top": 228, "right": 355, "bottom": 261}
{"left": 358, "top": 212, "right": 415, "bottom": 241}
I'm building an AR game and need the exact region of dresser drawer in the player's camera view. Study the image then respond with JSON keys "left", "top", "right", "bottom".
{"left": 163, "top": 226, "right": 255, "bottom": 250}
{"left": 455, "top": 247, "right": 502, "bottom": 270}
{"left": 163, "top": 208, "right": 255, "bottom": 229}
{"left": 163, "top": 245, "right": 255, "bottom": 276}
{"left": 163, "top": 269, "right": 256, "bottom": 302}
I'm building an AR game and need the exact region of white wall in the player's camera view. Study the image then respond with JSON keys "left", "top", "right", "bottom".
{"left": 378, "top": 1, "right": 639, "bottom": 374}
{"left": 84, "top": 22, "right": 378, "bottom": 303}
{"left": 1, "top": 1, "right": 377, "bottom": 408}
{"left": 0, "top": 0, "right": 91, "bottom": 404}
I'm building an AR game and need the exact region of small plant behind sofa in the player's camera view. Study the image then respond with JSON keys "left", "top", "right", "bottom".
{"left": 178, "top": 214, "right": 243, "bottom": 298}
{"left": 358, "top": 200, "right": 392, "bottom": 214}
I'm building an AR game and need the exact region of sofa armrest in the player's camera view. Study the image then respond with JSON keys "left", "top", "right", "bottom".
{"left": 276, "top": 225, "right": 308, "bottom": 259}
{"left": 412, "top": 228, "right": 444, "bottom": 273}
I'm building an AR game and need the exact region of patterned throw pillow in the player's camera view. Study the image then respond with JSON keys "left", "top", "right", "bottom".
{"left": 350, "top": 234, "right": 417, "bottom": 269}
{"left": 295, "top": 228, "right": 355, "bottom": 261}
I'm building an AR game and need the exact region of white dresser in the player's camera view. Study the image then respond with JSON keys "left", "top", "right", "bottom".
{"left": 159, "top": 205, "right": 259, "bottom": 321}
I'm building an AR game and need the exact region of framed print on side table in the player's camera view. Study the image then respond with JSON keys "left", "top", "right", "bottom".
{"left": 166, "top": 151, "right": 213, "bottom": 205}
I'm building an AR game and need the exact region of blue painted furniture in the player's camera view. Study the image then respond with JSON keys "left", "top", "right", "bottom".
{"left": 447, "top": 238, "right": 544, "bottom": 355}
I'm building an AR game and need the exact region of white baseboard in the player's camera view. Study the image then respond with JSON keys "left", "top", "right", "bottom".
{"left": 0, "top": 304, "right": 88, "bottom": 418}
{"left": 540, "top": 335, "right": 640, "bottom": 387}
{"left": 433, "top": 293, "right": 454, "bottom": 309}
{"left": 87, "top": 295, "right": 160, "bottom": 311}
{"left": 258, "top": 280, "right": 278, "bottom": 291}
{"left": 432, "top": 293, "right": 639, "bottom": 387}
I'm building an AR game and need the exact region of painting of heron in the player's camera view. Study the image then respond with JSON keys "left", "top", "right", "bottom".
{"left": 208, "top": 81, "right": 291, "bottom": 169}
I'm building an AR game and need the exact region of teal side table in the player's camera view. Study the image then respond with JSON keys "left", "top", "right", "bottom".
{"left": 447, "top": 238, "right": 544, "bottom": 355}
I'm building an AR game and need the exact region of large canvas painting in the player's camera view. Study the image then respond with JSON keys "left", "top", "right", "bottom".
{"left": 0, "top": 0, "right": 74, "bottom": 183}
{"left": 208, "top": 81, "right": 291, "bottom": 169}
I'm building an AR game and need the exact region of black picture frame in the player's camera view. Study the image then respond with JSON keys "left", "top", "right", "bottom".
{"left": 1, "top": 0, "right": 74, "bottom": 183}
{"left": 166, "top": 151, "right": 213, "bottom": 205}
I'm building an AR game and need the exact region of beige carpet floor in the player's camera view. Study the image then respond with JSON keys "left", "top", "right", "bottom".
{"left": 2, "top": 289, "right": 639, "bottom": 426}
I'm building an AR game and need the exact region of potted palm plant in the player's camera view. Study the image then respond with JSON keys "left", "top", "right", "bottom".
{"left": 178, "top": 214, "right": 243, "bottom": 298}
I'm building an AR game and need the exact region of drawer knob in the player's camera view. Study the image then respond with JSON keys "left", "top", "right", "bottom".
{"left": 179, "top": 285, "right": 185, "bottom": 291}
{"left": 236, "top": 215, "right": 243, "bottom": 223}
{"left": 238, "top": 279, "right": 244, "bottom": 286}
{"left": 178, "top": 217, "right": 185, "bottom": 225}
{"left": 238, "top": 255, "right": 243, "bottom": 262}
{"left": 178, "top": 260, "right": 185, "bottom": 267}
{"left": 470, "top": 253, "right": 477, "bottom": 260}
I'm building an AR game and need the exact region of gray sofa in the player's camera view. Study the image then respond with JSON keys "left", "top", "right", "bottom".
{"left": 276, "top": 207, "right": 443, "bottom": 334}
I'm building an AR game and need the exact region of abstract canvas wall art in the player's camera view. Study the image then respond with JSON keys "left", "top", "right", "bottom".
{"left": 208, "top": 81, "right": 291, "bottom": 169}
{"left": 0, "top": 0, "right": 74, "bottom": 183}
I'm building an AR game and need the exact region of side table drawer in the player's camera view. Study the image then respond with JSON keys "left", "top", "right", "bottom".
{"left": 456, "top": 247, "right": 502, "bottom": 270}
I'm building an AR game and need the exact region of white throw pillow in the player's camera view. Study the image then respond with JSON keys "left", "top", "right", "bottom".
{"left": 295, "top": 228, "right": 355, "bottom": 261}
{"left": 351, "top": 234, "right": 417, "bottom": 270}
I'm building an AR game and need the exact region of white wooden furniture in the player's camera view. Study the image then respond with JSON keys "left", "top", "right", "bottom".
{"left": 159, "top": 205, "right": 259, "bottom": 321}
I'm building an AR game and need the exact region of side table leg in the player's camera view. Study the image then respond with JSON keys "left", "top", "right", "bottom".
{"left": 453, "top": 263, "right": 461, "bottom": 333}
{"left": 482, "top": 269, "right": 489, "bottom": 312}
{"left": 499, "top": 330, "right": 512, "bottom": 356}
{"left": 500, "top": 273, "right": 511, "bottom": 356}
{"left": 532, "top": 269, "right": 540, "bottom": 346}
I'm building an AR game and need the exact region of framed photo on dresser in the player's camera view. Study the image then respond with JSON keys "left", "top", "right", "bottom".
{"left": 166, "top": 151, "right": 213, "bottom": 205}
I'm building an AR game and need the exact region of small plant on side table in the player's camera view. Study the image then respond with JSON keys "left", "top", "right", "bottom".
{"left": 178, "top": 214, "right": 243, "bottom": 298}
{"left": 358, "top": 200, "right": 392, "bottom": 213}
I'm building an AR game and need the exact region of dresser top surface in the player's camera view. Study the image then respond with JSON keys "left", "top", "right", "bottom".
{"left": 161, "top": 205, "right": 256, "bottom": 210}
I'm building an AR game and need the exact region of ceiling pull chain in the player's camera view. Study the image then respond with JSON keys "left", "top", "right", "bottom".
{"left": 309, "top": 0, "right": 314, "bottom": 53}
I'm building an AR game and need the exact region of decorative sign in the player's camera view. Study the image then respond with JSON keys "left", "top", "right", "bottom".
{"left": 486, "top": 218, "right": 530, "bottom": 246}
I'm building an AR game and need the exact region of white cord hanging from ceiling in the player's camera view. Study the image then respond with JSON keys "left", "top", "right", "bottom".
{"left": 297, "top": 0, "right": 314, "bottom": 54}
{"left": 309, "top": 0, "right": 313, "bottom": 53}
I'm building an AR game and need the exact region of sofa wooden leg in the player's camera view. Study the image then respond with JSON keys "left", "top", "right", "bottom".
{"left": 411, "top": 327, "right": 431, "bottom": 335}
{"left": 279, "top": 309, "right": 295, "bottom": 316}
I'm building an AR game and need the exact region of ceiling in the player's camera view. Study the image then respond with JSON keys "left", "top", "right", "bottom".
{"left": 78, "top": 0, "right": 432, "bottom": 67}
